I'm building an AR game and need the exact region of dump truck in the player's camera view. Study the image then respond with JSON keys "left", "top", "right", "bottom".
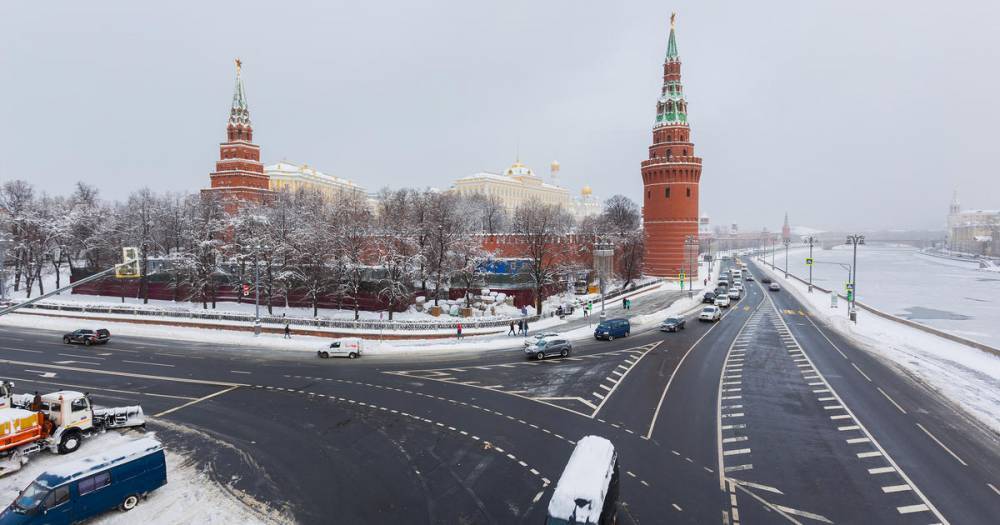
{"left": 0, "top": 380, "right": 145, "bottom": 477}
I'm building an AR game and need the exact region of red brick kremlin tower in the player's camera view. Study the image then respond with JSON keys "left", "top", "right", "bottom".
{"left": 641, "top": 14, "right": 702, "bottom": 278}
{"left": 782, "top": 212, "right": 791, "bottom": 242}
{"left": 201, "top": 59, "right": 272, "bottom": 213}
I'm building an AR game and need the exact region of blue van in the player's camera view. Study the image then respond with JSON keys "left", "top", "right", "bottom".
{"left": 594, "top": 318, "right": 630, "bottom": 340}
{"left": 0, "top": 437, "right": 167, "bottom": 525}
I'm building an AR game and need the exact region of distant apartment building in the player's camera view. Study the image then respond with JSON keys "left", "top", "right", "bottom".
{"left": 947, "top": 192, "right": 998, "bottom": 256}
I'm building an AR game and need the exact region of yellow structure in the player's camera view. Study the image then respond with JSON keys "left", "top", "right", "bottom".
{"left": 452, "top": 159, "right": 571, "bottom": 213}
{"left": 266, "top": 161, "right": 366, "bottom": 200}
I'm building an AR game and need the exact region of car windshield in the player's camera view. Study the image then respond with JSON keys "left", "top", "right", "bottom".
{"left": 702, "top": 307, "right": 715, "bottom": 313}
{"left": 665, "top": 318, "right": 680, "bottom": 323}
{"left": 14, "top": 482, "right": 48, "bottom": 512}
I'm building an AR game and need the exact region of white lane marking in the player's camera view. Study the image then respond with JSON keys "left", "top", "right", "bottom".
{"left": 723, "top": 448, "right": 751, "bottom": 456}
{"left": 591, "top": 342, "right": 661, "bottom": 418}
{"left": 897, "top": 504, "right": 930, "bottom": 514}
{"left": 857, "top": 451, "right": 883, "bottom": 458}
{"left": 672, "top": 503, "right": 682, "bottom": 511}
{"left": 230, "top": 370, "right": 251, "bottom": 375}
{"left": 882, "top": 484, "right": 912, "bottom": 493}
{"left": 838, "top": 425, "right": 861, "bottom": 431}
{"left": 988, "top": 483, "right": 1000, "bottom": 496}
{"left": 876, "top": 387, "right": 907, "bottom": 414}
{"left": 774, "top": 505, "right": 834, "bottom": 524}
{"left": 760, "top": 289, "right": 951, "bottom": 525}
{"left": 0, "top": 358, "right": 242, "bottom": 387}
{"left": 869, "top": 466, "right": 896, "bottom": 474}
{"left": 24, "top": 370, "right": 57, "bottom": 378}
{"left": 723, "top": 436, "right": 748, "bottom": 443}
{"left": 823, "top": 405, "right": 845, "bottom": 410}
{"left": 599, "top": 384, "right": 612, "bottom": 392}
{"left": 122, "top": 359, "right": 175, "bottom": 368}
{"left": 648, "top": 304, "right": 741, "bottom": 439}
{"left": 730, "top": 479, "right": 784, "bottom": 494}
{"left": 724, "top": 464, "right": 753, "bottom": 472}
{"left": 850, "top": 362, "right": 872, "bottom": 382}
{"left": 532, "top": 491, "right": 544, "bottom": 503}
{"left": 817, "top": 396, "right": 836, "bottom": 402}
{"left": 5, "top": 375, "right": 196, "bottom": 400}
{"left": 154, "top": 385, "right": 241, "bottom": 417}
{"left": 846, "top": 438, "right": 871, "bottom": 444}
{"left": 830, "top": 414, "right": 852, "bottom": 420}
{"left": 0, "top": 346, "right": 43, "bottom": 354}
{"left": 916, "top": 423, "right": 968, "bottom": 466}
{"left": 59, "top": 352, "right": 105, "bottom": 360}
{"left": 593, "top": 392, "right": 606, "bottom": 400}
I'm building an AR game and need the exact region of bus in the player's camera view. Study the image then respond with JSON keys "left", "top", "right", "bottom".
{"left": 546, "top": 435, "right": 619, "bottom": 524}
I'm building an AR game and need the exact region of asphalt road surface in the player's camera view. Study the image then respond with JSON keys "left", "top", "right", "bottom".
{"left": 0, "top": 258, "right": 996, "bottom": 524}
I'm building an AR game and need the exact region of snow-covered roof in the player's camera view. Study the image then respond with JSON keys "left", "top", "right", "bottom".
{"left": 39, "top": 437, "right": 163, "bottom": 486}
{"left": 547, "top": 435, "right": 617, "bottom": 522}
{"left": 265, "top": 161, "right": 364, "bottom": 191}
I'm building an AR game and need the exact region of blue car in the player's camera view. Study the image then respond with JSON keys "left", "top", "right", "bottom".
{"left": 1, "top": 437, "right": 167, "bottom": 524}
{"left": 595, "top": 318, "right": 630, "bottom": 340}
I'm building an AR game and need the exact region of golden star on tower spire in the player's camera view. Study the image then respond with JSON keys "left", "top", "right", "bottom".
{"left": 670, "top": 12, "right": 676, "bottom": 29}
{"left": 235, "top": 58, "right": 242, "bottom": 76}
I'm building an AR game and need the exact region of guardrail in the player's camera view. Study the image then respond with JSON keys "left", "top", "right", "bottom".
{"left": 11, "top": 278, "right": 663, "bottom": 333}
{"left": 753, "top": 259, "right": 1000, "bottom": 357}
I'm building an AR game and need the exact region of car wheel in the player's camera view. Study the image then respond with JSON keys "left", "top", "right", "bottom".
{"left": 58, "top": 430, "right": 82, "bottom": 454}
{"left": 625, "top": 331, "right": 630, "bottom": 337}
{"left": 63, "top": 337, "right": 70, "bottom": 344}
{"left": 84, "top": 339, "right": 92, "bottom": 346}
{"left": 348, "top": 352, "right": 357, "bottom": 359}
{"left": 319, "top": 351, "right": 329, "bottom": 359}
{"left": 560, "top": 348, "right": 568, "bottom": 357}
{"left": 608, "top": 334, "right": 615, "bottom": 341}
{"left": 120, "top": 494, "right": 140, "bottom": 511}
{"left": 536, "top": 351, "right": 545, "bottom": 360}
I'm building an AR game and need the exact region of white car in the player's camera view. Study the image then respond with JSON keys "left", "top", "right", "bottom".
{"left": 699, "top": 306, "right": 722, "bottom": 322}
{"left": 318, "top": 338, "right": 364, "bottom": 359}
{"left": 714, "top": 295, "right": 732, "bottom": 308}
{"left": 769, "top": 282, "right": 781, "bottom": 291}
{"left": 728, "top": 289, "right": 741, "bottom": 300}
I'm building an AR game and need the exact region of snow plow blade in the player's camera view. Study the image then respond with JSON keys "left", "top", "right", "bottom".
{"left": 92, "top": 405, "right": 145, "bottom": 429}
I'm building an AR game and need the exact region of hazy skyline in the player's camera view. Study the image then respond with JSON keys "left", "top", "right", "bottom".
{"left": 2, "top": 1, "right": 997, "bottom": 232}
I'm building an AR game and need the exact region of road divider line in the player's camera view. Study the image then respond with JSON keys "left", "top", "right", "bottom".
{"left": 0, "top": 358, "right": 243, "bottom": 387}
{"left": 876, "top": 387, "right": 907, "bottom": 414}
{"left": 916, "top": 423, "right": 967, "bottom": 466}
{"left": 154, "top": 385, "right": 241, "bottom": 417}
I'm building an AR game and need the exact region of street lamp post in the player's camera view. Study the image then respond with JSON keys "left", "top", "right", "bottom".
{"left": 770, "top": 238, "right": 775, "bottom": 268}
{"left": 783, "top": 238, "right": 790, "bottom": 278}
{"left": 805, "top": 236, "right": 815, "bottom": 292}
{"left": 684, "top": 235, "right": 698, "bottom": 296}
{"left": 846, "top": 234, "right": 865, "bottom": 323}
{"left": 253, "top": 244, "right": 262, "bottom": 336}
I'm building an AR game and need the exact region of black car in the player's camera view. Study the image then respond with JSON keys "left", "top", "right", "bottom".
{"left": 761, "top": 276, "right": 773, "bottom": 284}
{"left": 63, "top": 328, "right": 110, "bottom": 346}
{"left": 703, "top": 291, "right": 716, "bottom": 303}
{"left": 659, "top": 316, "right": 686, "bottom": 332}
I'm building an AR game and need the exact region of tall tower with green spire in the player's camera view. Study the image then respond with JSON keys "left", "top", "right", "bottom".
{"left": 202, "top": 59, "right": 273, "bottom": 214}
{"left": 641, "top": 13, "right": 703, "bottom": 278}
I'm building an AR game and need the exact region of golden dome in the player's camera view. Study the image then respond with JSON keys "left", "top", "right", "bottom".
{"left": 505, "top": 160, "right": 535, "bottom": 178}
{"left": 550, "top": 160, "right": 561, "bottom": 173}
{"left": 581, "top": 185, "right": 592, "bottom": 196}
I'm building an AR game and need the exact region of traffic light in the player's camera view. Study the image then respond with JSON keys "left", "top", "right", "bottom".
{"left": 847, "top": 290, "right": 854, "bottom": 302}
{"left": 242, "top": 283, "right": 250, "bottom": 297}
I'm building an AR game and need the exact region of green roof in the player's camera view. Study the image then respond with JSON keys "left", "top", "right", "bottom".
{"left": 666, "top": 27, "right": 678, "bottom": 59}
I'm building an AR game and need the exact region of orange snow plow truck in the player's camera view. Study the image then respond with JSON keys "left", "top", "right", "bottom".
{"left": 0, "top": 380, "right": 145, "bottom": 477}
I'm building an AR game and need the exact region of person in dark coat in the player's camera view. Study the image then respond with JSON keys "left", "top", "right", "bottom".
{"left": 457, "top": 322, "right": 463, "bottom": 340}
{"left": 284, "top": 323, "right": 291, "bottom": 339}
{"left": 508, "top": 321, "right": 516, "bottom": 336}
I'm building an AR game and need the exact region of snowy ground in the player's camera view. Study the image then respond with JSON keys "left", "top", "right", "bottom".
{"left": 755, "top": 258, "right": 1000, "bottom": 434}
{"left": 0, "top": 431, "right": 286, "bottom": 524}
{"left": 778, "top": 245, "right": 1000, "bottom": 348}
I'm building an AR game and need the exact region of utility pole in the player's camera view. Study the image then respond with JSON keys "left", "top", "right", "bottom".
{"left": 783, "top": 238, "right": 790, "bottom": 278}
{"left": 846, "top": 234, "right": 865, "bottom": 323}
{"left": 685, "top": 235, "right": 698, "bottom": 295}
{"left": 253, "top": 243, "right": 263, "bottom": 336}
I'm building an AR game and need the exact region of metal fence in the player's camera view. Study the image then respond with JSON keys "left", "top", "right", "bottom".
{"left": 16, "top": 278, "right": 662, "bottom": 333}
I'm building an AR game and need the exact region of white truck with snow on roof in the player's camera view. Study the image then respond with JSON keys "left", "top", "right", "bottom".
{"left": 0, "top": 381, "right": 145, "bottom": 477}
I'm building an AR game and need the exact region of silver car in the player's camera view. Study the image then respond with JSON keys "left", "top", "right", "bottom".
{"left": 523, "top": 336, "right": 572, "bottom": 360}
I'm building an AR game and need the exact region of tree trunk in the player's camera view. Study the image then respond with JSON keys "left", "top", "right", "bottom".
{"left": 535, "top": 285, "right": 543, "bottom": 315}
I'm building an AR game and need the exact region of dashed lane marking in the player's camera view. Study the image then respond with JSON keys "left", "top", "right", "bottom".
{"left": 876, "top": 387, "right": 907, "bottom": 414}
{"left": 897, "top": 504, "right": 930, "bottom": 515}
{"left": 850, "top": 362, "right": 872, "bottom": 382}
{"left": 154, "top": 385, "right": 241, "bottom": 417}
{"left": 882, "top": 484, "right": 912, "bottom": 493}
{"left": 916, "top": 423, "right": 967, "bottom": 466}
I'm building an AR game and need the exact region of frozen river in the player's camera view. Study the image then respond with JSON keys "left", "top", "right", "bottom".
{"left": 764, "top": 244, "right": 1000, "bottom": 349}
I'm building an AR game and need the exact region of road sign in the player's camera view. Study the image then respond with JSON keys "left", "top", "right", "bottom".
{"left": 805, "top": 257, "right": 813, "bottom": 266}
{"left": 115, "top": 247, "right": 140, "bottom": 278}
{"left": 845, "top": 283, "right": 854, "bottom": 291}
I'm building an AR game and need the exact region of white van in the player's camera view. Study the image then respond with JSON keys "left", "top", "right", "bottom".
{"left": 546, "top": 436, "right": 619, "bottom": 524}
{"left": 317, "top": 338, "right": 364, "bottom": 359}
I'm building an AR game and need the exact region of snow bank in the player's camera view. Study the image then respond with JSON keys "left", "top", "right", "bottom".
{"left": 754, "top": 260, "right": 1000, "bottom": 434}
{"left": 0, "top": 431, "right": 283, "bottom": 524}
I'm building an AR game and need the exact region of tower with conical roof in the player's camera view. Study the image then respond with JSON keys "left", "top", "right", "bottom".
{"left": 202, "top": 59, "right": 272, "bottom": 213}
{"left": 641, "top": 13, "right": 702, "bottom": 278}
{"left": 782, "top": 212, "right": 791, "bottom": 241}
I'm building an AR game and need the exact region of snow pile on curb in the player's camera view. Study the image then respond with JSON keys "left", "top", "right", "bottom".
{"left": 754, "top": 260, "right": 1000, "bottom": 434}
{"left": 0, "top": 431, "right": 284, "bottom": 524}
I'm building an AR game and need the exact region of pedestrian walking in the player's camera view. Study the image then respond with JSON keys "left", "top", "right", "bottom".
{"left": 508, "top": 320, "right": 516, "bottom": 336}
{"left": 523, "top": 320, "right": 529, "bottom": 336}
{"left": 626, "top": 298, "right": 632, "bottom": 310}
{"left": 518, "top": 319, "right": 524, "bottom": 335}
{"left": 457, "top": 322, "right": 463, "bottom": 340}
{"left": 283, "top": 322, "right": 291, "bottom": 339}
{"left": 622, "top": 297, "right": 627, "bottom": 309}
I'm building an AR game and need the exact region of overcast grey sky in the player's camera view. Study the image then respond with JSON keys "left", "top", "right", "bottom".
{"left": 2, "top": 1, "right": 997, "bottom": 232}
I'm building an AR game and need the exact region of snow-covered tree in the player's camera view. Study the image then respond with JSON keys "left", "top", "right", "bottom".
{"left": 512, "top": 201, "right": 574, "bottom": 314}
